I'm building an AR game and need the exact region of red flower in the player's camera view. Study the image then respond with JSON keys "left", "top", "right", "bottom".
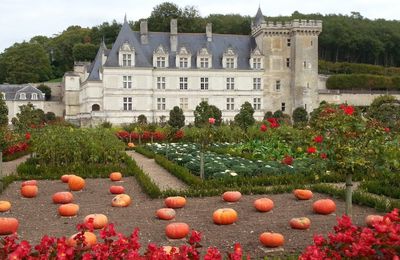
{"left": 282, "top": 155, "right": 294, "bottom": 165}
{"left": 307, "top": 147, "right": 317, "bottom": 154}
{"left": 260, "top": 124, "right": 267, "bottom": 132}
{"left": 340, "top": 104, "right": 355, "bottom": 115}
{"left": 384, "top": 127, "right": 390, "bottom": 133}
{"left": 267, "top": 118, "right": 280, "bottom": 128}
{"left": 174, "top": 130, "right": 184, "bottom": 139}
{"left": 208, "top": 117, "right": 215, "bottom": 125}
{"left": 320, "top": 153, "right": 327, "bottom": 159}
{"left": 25, "top": 132, "right": 31, "bottom": 140}
{"left": 313, "top": 135, "right": 323, "bottom": 143}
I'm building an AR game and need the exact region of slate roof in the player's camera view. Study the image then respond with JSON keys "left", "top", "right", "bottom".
{"left": 0, "top": 84, "right": 45, "bottom": 101}
{"left": 254, "top": 7, "right": 266, "bottom": 26}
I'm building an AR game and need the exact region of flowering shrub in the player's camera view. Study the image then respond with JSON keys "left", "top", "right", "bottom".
{"left": 116, "top": 130, "right": 166, "bottom": 143}
{"left": 300, "top": 208, "right": 400, "bottom": 259}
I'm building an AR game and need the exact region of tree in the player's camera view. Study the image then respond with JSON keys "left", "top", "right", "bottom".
{"left": 137, "top": 114, "right": 147, "bottom": 125}
{"left": 292, "top": 107, "right": 308, "bottom": 126}
{"left": 194, "top": 101, "right": 222, "bottom": 127}
{"left": 366, "top": 95, "right": 400, "bottom": 130}
{"left": 44, "top": 112, "right": 56, "bottom": 122}
{"left": 147, "top": 2, "right": 182, "bottom": 32}
{"left": 12, "top": 103, "right": 45, "bottom": 131}
{"left": 37, "top": 84, "right": 52, "bottom": 101}
{"left": 72, "top": 43, "right": 98, "bottom": 61}
{"left": 0, "top": 94, "right": 8, "bottom": 127}
{"left": 234, "top": 102, "right": 255, "bottom": 130}
{"left": 0, "top": 42, "right": 52, "bottom": 84}
{"left": 263, "top": 111, "right": 273, "bottom": 119}
{"left": 168, "top": 106, "right": 185, "bottom": 129}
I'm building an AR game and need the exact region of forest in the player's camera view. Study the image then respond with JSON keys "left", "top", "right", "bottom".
{"left": 0, "top": 2, "right": 400, "bottom": 84}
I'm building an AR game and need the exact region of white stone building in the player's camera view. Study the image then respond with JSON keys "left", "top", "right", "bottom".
{"left": 63, "top": 8, "right": 323, "bottom": 126}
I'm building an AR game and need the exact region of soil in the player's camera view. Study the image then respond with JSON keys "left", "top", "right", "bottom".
{"left": 0, "top": 177, "right": 379, "bottom": 258}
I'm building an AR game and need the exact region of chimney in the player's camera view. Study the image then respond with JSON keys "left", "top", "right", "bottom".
{"left": 140, "top": 20, "right": 148, "bottom": 44}
{"left": 170, "top": 19, "right": 178, "bottom": 52}
{"left": 206, "top": 23, "right": 212, "bottom": 42}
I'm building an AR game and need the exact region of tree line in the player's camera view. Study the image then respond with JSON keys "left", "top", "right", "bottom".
{"left": 1, "top": 2, "right": 400, "bottom": 84}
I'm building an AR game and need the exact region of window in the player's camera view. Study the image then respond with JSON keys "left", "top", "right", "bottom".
{"left": 179, "top": 98, "right": 188, "bottom": 110}
{"left": 287, "top": 38, "right": 291, "bottom": 47}
{"left": 200, "top": 77, "right": 209, "bottom": 90}
{"left": 122, "top": 54, "right": 132, "bottom": 66}
{"left": 201, "top": 98, "right": 208, "bottom": 103}
{"left": 156, "top": 56, "right": 166, "bottom": 68}
{"left": 281, "top": 102, "right": 286, "bottom": 112}
{"left": 123, "top": 76, "right": 132, "bottom": 89}
{"left": 157, "top": 97, "right": 166, "bottom": 110}
{"left": 19, "top": 93, "right": 26, "bottom": 100}
{"left": 303, "top": 61, "right": 307, "bottom": 68}
{"left": 226, "top": 78, "right": 235, "bottom": 90}
{"left": 311, "top": 40, "right": 313, "bottom": 46}
{"left": 275, "top": 80, "right": 281, "bottom": 92}
{"left": 253, "top": 78, "right": 261, "bottom": 90}
{"left": 200, "top": 57, "right": 209, "bottom": 68}
{"left": 253, "top": 98, "right": 261, "bottom": 110}
{"left": 31, "top": 93, "right": 38, "bottom": 100}
{"left": 286, "top": 58, "right": 290, "bottom": 68}
{"left": 179, "top": 57, "right": 188, "bottom": 68}
{"left": 252, "top": 57, "right": 261, "bottom": 69}
{"left": 226, "top": 98, "right": 234, "bottom": 110}
{"left": 92, "top": 104, "right": 100, "bottom": 111}
{"left": 157, "top": 77, "right": 166, "bottom": 89}
{"left": 304, "top": 104, "right": 307, "bottom": 110}
{"left": 226, "top": 58, "right": 235, "bottom": 68}
{"left": 179, "top": 77, "right": 188, "bottom": 90}
{"left": 123, "top": 97, "right": 132, "bottom": 111}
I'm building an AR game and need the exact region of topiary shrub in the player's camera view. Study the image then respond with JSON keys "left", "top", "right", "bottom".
{"left": 366, "top": 95, "right": 400, "bottom": 130}
{"left": 292, "top": 107, "right": 308, "bottom": 126}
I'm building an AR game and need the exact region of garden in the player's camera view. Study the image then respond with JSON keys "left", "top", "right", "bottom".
{"left": 0, "top": 97, "right": 399, "bottom": 259}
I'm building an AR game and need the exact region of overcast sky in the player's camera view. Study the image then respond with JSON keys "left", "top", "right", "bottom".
{"left": 1, "top": 0, "right": 399, "bottom": 53}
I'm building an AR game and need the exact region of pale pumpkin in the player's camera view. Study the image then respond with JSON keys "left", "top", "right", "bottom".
{"left": 0, "top": 201, "right": 11, "bottom": 212}
{"left": 84, "top": 214, "right": 108, "bottom": 229}
{"left": 58, "top": 203, "right": 79, "bottom": 217}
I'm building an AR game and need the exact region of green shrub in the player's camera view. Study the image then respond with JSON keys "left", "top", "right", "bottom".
{"left": 326, "top": 74, "right": 400, "bottom": 90}
{"left": 366, "top": 95, "right": 400, "bottom": 130}
{"left": 319, "top": 60, "right": 400, "bottom": 76}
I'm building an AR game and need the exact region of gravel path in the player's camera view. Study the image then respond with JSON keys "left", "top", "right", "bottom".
{"left": 126, "top": 150, "right": 188, "bottom": 191}
{"left": 1, "top": 155, "right": 30, "bottom": 177}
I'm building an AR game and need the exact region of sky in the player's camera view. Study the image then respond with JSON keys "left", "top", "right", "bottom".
{"left": 0, "top": 0, "right": 399, "bottom": 53}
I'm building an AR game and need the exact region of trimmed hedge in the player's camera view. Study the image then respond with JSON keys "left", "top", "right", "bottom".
{"left": 326, "top": 74, "right": 400, "bottom": 90}
{"left": 319, "top": 60, "right": 400, "bottom": 76}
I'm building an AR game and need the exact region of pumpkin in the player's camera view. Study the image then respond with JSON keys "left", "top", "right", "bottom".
{"left": 127, "top": 142, "right": 135, "bottom": 148}
{"left": 61, "top": 174, "right": 73, "bottom": 183}
{"left": 259, "top": 232, "right": 284, "bottom": 247}
{"left": 313, "top": 199, "right": 336, "bottom": 215}
{"left": 164, "top": 196, "right": 186, "bottom": 208}
{"left": 111, "top": 194, "right": 131, "bottom": 207}
{"left": 289, "top": 217, "right": 311, "bottom": 230}
{"left": 52, "top": 192, "right": 74, "bottom": 204}
{"left": 254, "top": 198, "right": 274, "bottom": 212}
{"left": 58, "top": 203, "right": 79, "bottom": 217}
{"left": 84, "top": 214, "right": 108, "bottom": 229}
{"left": 67, "top": 231, "right": 97, "bottom": 248}
{"left": 68, "top": 176, "right": 85, "bottom": 191}
{"left": 165, "top": 222, "right": 190, "bottom": 239}
{"left": 222, "top": 191, "right": 242, "bottom": 202}
{"left": 109, "top": 185, "right": 125, "bottom": 194}
{"left": 365, "top": 215, "right": 384, "bottom": 227}
{"left": 162, "top": 246, "right": 180, "bottom": 254}
{"left": 156, "top": 208, "right": 176, "bottom": 220}
{"left": 213, "top": 208, "right": 238, "bottom": 225}
{"left": 110, "top": 172, "right": 122, "bottom": 181}
{"left": 0, "top": 217, "right": 19, "bottom": 235}
{"left": 293, "top": 189, "right": 313, "bottom": 200}
{"left": 21, "top": 180, "right": 37, "bottom": 187}
{"left": 0, "top": 201, "right": 11, "bottom": 212}
{"left": 21, "top": 185, "right": 38, "bottom": 198}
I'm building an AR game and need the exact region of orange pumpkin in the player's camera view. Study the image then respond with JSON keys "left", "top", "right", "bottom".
{"left": 164, "top": 196, "right": 186, "bottom": 208}
{"left": 156, "top": 208, "right": 176, "bottom": 220}
{"left": 21, "top": 180, "right": 37, "bottom": 187}
{"left": 254, "top": 198, "right": 274, "bottom": 212}
{"left": 61, "top": 174, "right": 73, "bottom": 183}
{"left": 365, "top": 215, "right": 384, "bottom": 227}
{"left": 109, "top": 185, "right": 125, "bottom": 194}
{"left": 68, "top": 176, "right": 85, "bottom": 191}
{"left": 52, "top": 192, "right": 74, "bottom": 204}
{"left": 84, "top": 214, "right": 108, "bottom": 229}
{"left": 58, "top": 203, "right": 79, "bottom": 217}
{"left": 222, "top": 191, "right": 242, "bottom": 202}
{"left": 259, "top": 232, "right": 284, "bottom": 247}
{"left": 21, "top": 185, "right": 38, "bottom": 198}
{"left": 213, "top": 208, "right": 238, "bottom": 225}
{"left": 110, "top": 172, "right": 122, "bottom": 181}
{"left": 67, "top": 231, "right": 97, "bottom": 248}
{"left": 293, "top": 189, "right": 313, "bottom": 200}
{"left": 313, "top": 199, "right": 336, "bottom": 215}
{"left": 0, "top": 217, "right": 19, "bottom": 235}
{"left": 111, "top": 194, "right": 131, "bottom": 207}
{"left": 165, "top": 222, "right": 190, "bottom": 239}
{"left": 127, "top": 142, "right": 135, "bottom": 148}
{"left": 0, "top": 201, "right": 11, "bottom": 212}
{"left": 289, "top": 217, "right": 311, "bottom": 230}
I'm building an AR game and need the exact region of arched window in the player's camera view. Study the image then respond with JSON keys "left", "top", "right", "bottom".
{"left": 92, "top": 104, "right": 100, "bottom": 111}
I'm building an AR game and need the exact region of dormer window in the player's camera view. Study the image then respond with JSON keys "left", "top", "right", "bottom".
{"left": 222, "top": 47, "right": 237, "bottom": 69}
{"left": 153, "top": 45, "right": 169, "bottom": 68}
{"left": 176, "top": 46, "right": 191, "bottom": 68}
{"left": 19, "top": 93, "right": 26, "bottom": 100}
{"left": 250, "top": 48, "right": 264, "bottom": 70}
{"left": 197, "top": 48, "right": 212, "bottom": 69}
{"left": 31, "top": 93, "right": 38, "bottom": 100}
{"left": 119, "top": 42, "right": 135, "bottom": 67}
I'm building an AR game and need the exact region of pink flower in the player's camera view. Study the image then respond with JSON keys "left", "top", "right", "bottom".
{"left": 208, "top": 117, "right": 215, "bottom": 125}
{"left": 307, "top": 147, "right": 317, "bottom": 154}
{"left": 260, "top": 124, "right": 267, "bottom": 132}
{"left": 313, "top": 135, "right": 323, "bottom": 143}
